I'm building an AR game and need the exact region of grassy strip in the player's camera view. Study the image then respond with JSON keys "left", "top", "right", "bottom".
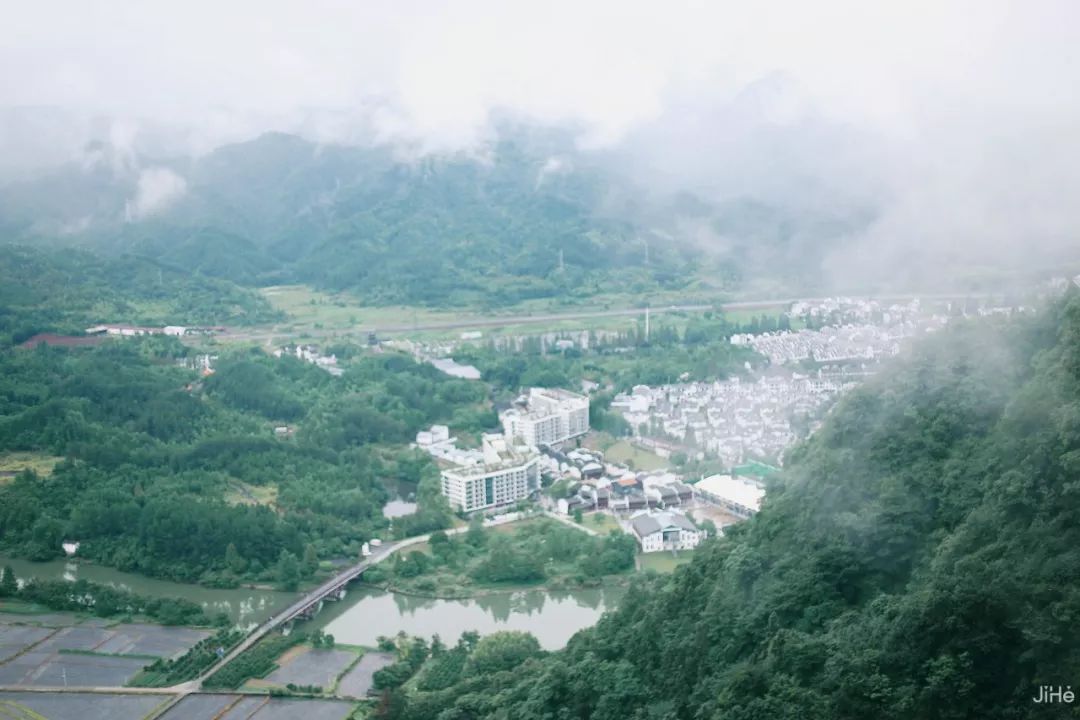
{"left": 328, "top": 647, "right": 366, "bottom": 695}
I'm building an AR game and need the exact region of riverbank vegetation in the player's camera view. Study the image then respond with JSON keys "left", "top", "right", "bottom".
{"left": 373, "top": 291, "right": 1080, "bottom": 719}
{"left": 0, "top": 568, "right": 218, "bottom": 626}
{"left": 363, "top": 518, "right": 636, "bottom": 598}
{"left": 0, "top": 341, "right": 481, "bottom": 585}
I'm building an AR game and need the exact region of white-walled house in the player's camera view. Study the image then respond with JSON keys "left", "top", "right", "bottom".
{"left": 628, "top": 510, "right": 705, "bottom": 553}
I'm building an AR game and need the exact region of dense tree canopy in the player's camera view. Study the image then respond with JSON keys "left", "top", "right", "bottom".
{"left": 0, "top": 244, "right": 280, "bottom": 344}
{"left": 0, "top": 341, "right": 490, "bottom": 583}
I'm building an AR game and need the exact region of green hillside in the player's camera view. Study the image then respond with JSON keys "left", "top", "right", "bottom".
{"left": 0, "top": 244, "right": 281, "bottom": 344}
{"left": 0, "top": 131, "right": 871, "bottom": 307}
{"left": 376, "top": 292, "right": 1080, "bottom": 719}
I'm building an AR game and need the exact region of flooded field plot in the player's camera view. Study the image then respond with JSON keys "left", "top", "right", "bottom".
{"left": 0, "top": 625, "right": 54, "bottom": 662}
{"left": 262, "top": 647, "right": 356, "bottom": 688}
{"left": 163, "top": 694, "right": 356, "bottom": 720}
{"left": 93, "top": 624, "right": 210, "bottom": 658}
{"left": 335, "top": 651, "right": 395, "bottom": 698}
{"left": 0, "top": 617, "right": 211, "bottom": 688}
{"left": 0, "top": 650, "right": 147, "bottom": 686}
{"left": 159, "top": 693, "right": 237, "bottom": 720}
{"left": 217, "top": 696, "right": 268, "bottom": 720}
{"left": 253, "top": 698, "right": 355, "bottom": 720}
{"left": 0, "top": 691, "right": 169, "bottom": 720}
{"left": 32, "top": 626, "right": 114, "bottom": 652}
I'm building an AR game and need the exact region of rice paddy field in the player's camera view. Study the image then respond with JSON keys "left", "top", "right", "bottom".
{"left": 0, "top": 691, "right": 170, "bottom": 720}
{"left": 159, "top": 694, "right": 356, "bottom": 720}
{"left": 0, "top": 614, "right": 209, "bottom": 689}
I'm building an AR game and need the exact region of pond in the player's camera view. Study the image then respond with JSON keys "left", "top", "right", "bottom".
{"left": 381, "top": 499, "right": 418, "bottom": 518}
{"left": 307, "top": 584, "right": 625, "bottom": 650}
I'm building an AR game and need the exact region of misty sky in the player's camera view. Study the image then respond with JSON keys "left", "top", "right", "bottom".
{"left": 2, "top": 0, "right": 1079, "bottom": 283}
{"left": 2, "top": 1, "right": 1075, "bottom": 151}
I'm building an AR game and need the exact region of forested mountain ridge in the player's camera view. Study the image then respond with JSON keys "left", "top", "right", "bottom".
{"left": 0, "top": 244, "right": 281, "bottom": 344}
{"left": 378, "top": 293, "right": 1080, "bottom": 719}
{"left": 0, "top": 129, "right": 871, "bottom": 305}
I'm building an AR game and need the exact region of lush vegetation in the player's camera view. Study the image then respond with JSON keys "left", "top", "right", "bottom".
{"left": 373, "top": 630, "right": 545, "bottom": 710}
{"left": 0, "top": 341, "right": 486, "bottom": 584}
{"left": 374, "top": 292, "right": 1080, "bottom": 719}
{"left": 0, "top": 569, "right": 216, "bottom": 626}
{"left": 364, "top": 518, "right": 637, "bottom": 597}
{"left": 203, "top": 631, "right": 303, "bottom": 689}
{"left": 0, "top": 244, "right": 280, "bottom": 344}
{"left": 130, "top": 626, "right": 245, "bottom": 687}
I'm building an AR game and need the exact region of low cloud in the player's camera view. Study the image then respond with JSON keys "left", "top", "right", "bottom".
{"left": 128, "top": 167, "right": 186, "bottom": 220}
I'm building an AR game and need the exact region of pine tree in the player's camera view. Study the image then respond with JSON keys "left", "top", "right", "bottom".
{"left": 225, "top": 543, "right": 246, "bottom": 575}
{"left": 276, "top": 550, "right": 301, "bottom": 591}
{"left": 302, "top": 544, "right": 319, "bottom": 577}
{"left": 0, "top": 565, "right": 17, "bottom": 597}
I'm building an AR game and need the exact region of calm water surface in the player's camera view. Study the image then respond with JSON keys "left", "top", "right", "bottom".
{"left": 381, "top": 499, "right": 418, "bottom": 518}
{"left": 1, "top": 556, "right": 625, "bottom": 646}
{"left": 309, "top": 585, "right": 625, "bottom": 650}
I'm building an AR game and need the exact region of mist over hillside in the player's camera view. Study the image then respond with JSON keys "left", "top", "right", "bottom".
{"left": 3, "top": 115, "right": 1069, "bottom": 306}
{"left": 0, "top": 120, "right": 884, "bottom": 305}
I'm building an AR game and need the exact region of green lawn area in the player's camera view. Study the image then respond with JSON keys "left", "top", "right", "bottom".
{"left": 592, "top": 438, "right": 668, "bottom": 471}
{"left": 262, "top": 284, "right": 480, "bottom": 332}
{"left": 224, "top": 481, "right": 278, "bottom": 507}
{"left": 583, "top": 513, "right": 622, "bottom": 535}
{"left": 0, "top": 452, "right": 64, "bottom": 480}
{"left": 260, "top": 284, "right": 750, "bottom": 341}
{"left": 639, "top": 550, "right": 696, "bottom": 573}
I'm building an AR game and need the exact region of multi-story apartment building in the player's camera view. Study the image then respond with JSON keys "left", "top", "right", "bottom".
{"left": 500, "top": 387, "right": 590, "bottom": 448}
{"left": 440, "top": 433, "right": 541, "bottom": 513}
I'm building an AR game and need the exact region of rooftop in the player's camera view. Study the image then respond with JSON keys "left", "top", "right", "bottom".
{"left": 629, "top": 510, "right": 698, "bottom": 537}
{"left": 696, "top": 474, "right": 766, "bottom": 512}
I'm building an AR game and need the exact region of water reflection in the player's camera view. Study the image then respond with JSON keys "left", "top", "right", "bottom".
{"left": 312, "top": 585, "right": 624, "bottom": 650}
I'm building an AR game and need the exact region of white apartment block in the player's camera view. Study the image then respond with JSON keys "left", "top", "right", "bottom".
{"left": 500, "top": 387, "right": 590, "bottom": 448}
{"left": 440, "top": 434, "right": 541, "bottom": 513}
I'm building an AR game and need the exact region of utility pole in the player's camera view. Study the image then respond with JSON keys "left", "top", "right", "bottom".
{"left": 558, "top": 248, "right": 564, "bottom": 272}
{"left": 645, "top": 305, "right": 650, "bottom": 343}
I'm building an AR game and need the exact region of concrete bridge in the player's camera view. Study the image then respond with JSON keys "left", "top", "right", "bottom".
{"left": 190, "top": 528, "right": 468, "bottom": 688}
{"left": 0, "top": 511, "right": 573, "bottom": 699}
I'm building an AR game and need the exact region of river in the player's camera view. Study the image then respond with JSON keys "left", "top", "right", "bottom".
{"left": 1, "top": 556, "right": 624, "bottom": 647}
{"left": 0, "top": 555, "right": 292, "bottom": 626}
{"left": 306, "top": 585, "right": 625, "bottom": 650}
